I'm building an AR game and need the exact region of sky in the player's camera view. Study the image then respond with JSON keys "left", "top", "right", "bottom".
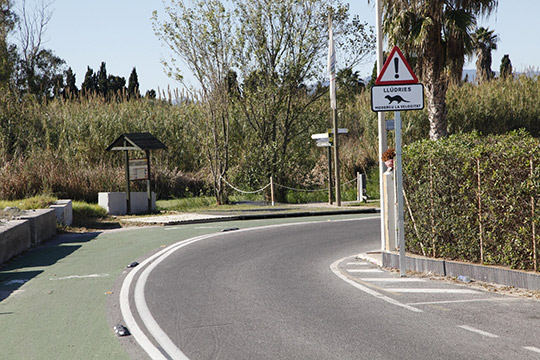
{"left": 21, "top": 0, "right": 540, "bottom": 93}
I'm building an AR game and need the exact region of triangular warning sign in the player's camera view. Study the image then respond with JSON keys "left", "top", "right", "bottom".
{"left": 375, "top": 46, "right": 418, "bottom": 85}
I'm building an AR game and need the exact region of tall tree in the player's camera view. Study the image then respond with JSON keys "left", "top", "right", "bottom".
{"left": 153, "top": 0, "right": 374, "bottom": 203}
{"left": 108, "top": 74, "right": 126, "bottom": 99}
{"left": 14, "top": 0, "right": 66, "bottom": 100}
{"left": 153, "top": 0, "right": 236, "bottom": 204}
{"left": 499, "top": 54, "right": 512, "bottom": 80}
{"left": 445, "top": 10, "right": 476, "bottom": 86}
{"left": 473, "top": 27, "right": 498, "bottom": 83}
{"left": 128, "top": 67, "right": 140, "bottom": 99}
{"left": 0, "top": 0, "right": 16, "bottom": 89}
{"left": 97, "top": 61, "right": 108, "bottom": 98}
{"left": 63, "top": 66, "right": 78, "bottom": 98}
{"left": 380, "top": 0, "right": 498, "bottom": 140}
{"left": 81, "top": 66, "right": 97, "bottom": 97}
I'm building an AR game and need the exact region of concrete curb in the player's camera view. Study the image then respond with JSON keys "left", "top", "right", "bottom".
{"left": 124, "top": 207, "right": 380, "bottom": 226}
{"left": 382, "top": 251, "right": 540, "bottom": 291}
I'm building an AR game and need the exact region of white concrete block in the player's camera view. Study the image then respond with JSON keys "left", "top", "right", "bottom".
{"left": 98, "top": 192, "right": 127, "bottom": 216}
{"left": 98, "top": 192, "right": 156, "bottom": 215}
{"left": 50, "top": 200, "right": 73, "bottom": 226}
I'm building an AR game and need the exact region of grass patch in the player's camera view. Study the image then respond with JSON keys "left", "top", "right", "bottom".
{"left": 157, "top": 196, "right": 218, "bottom": 212}
{"left": 0, "top": 195, "right": 57, "bottom": 210}
{"left": 70, "top": 201, "right": 121, "bottom": 230}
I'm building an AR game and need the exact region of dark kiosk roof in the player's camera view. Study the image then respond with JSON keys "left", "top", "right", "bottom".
{"left": 106, "top": 133, "right": 167, "bottom": 151}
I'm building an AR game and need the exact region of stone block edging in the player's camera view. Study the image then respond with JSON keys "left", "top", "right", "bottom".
{"left": 383, "top": 251, "right": 540, "bottom": 291}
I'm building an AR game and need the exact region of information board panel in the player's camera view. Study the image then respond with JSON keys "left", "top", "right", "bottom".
{"left": 129, "top": 159, "right": 148, "bottom": 180}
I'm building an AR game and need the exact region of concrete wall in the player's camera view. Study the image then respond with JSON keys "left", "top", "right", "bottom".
{"left": 0, "top": 209, "right": 57, "bottom": 265}
{"left": 19, "top": 209, "right": 57, "bottom": 245}
{"left": 0, "top": 220, "right": 31, "bottom": 264}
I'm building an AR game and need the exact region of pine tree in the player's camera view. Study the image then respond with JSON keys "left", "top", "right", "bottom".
{"left": 128, "top": 67, "right": 140, "bottom": 99}
{"left": 108, "top": 75, "right": 126, "bottom": 99}
{"left": 81, "top": 66, "right": 97, "bottom": 97}
{"left": 63, "top": 67, "right": 78, "bottom": 98}
{"left": 97, "top": 61, "right": 108, "bottom": 98}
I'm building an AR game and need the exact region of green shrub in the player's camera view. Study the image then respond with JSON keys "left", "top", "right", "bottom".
{"left": 403, "top": 131, "right": 540, "bottom": 271}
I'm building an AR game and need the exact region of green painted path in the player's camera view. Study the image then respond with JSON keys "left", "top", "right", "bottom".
{"left": 0, "top": 214, "right": 372, "bottom": 359}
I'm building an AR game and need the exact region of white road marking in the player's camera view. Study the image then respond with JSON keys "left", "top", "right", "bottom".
{"left": 359, "top": 278, "right": 426, "bottom": 282}
{"left": 524, "top": 347, "right": 540, "bottom": 354}
{"left": 346, "top": 269, "right": 383, "bottom": 273}
{"left": 346, "top": 262, "right": 369, "bottom": 266}
{"left": 457, "top": 325, "right": 499, "bottom": 338}
{"left": 386, "top": 288, "right": 479, "bottom": 294}
{"left": 331, "top": 258, "right": 423, "bottom": 313}
{"left": 407, "top": 298, "right": 515, "bottom": 306}
{"left": 49, "top": 274, "right": 109, "bottom": 281}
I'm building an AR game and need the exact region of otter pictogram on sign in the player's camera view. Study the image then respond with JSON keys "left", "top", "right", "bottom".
{"left": 375, "top": 46, "right": 418, "bottom": 85}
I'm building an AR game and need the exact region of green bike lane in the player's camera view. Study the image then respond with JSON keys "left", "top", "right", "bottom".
{"left": 0, "top": 213, "right": 372, "bottom": 359}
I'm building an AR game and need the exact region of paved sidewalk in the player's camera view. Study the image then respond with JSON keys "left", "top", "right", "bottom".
{"left": 122, "top": 202, "right": 378, "bottom": 225}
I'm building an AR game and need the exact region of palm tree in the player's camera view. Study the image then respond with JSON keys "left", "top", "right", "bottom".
{"left": 473, "top": 27, "right": 498, "bottom": 83}
{"left": 380, "top": 0, "right": 498, "bottom": 140}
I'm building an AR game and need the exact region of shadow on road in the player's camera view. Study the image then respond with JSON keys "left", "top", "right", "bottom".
{"left": 0, "top": 232, "right": 101, "bottom": 302}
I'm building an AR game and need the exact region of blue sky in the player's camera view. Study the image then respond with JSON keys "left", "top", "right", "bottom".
{"left": 34, "top": 0, "right": 538, "bottom": 93}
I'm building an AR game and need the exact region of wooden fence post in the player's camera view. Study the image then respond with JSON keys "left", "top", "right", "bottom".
{"left": 270, "top": 176, "right": 275, "bottom": 206}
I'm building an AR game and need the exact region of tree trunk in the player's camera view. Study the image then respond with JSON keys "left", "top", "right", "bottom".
{"left": 425, "top": 78, "right": 448, "bottom": 140}
{"left": 422, "top": 20, "right": 448, "bottom": 141}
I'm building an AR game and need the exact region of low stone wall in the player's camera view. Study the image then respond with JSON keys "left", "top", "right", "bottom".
{"left": 0, "top": 208, "right": 58, "bottom": 265}
{"left": 19, "top": 209, "right": 57, "bottom": 245}
{"left": 383, "top": 252, "right": 540, "bottom": 291}
{"left": 0, "top": 220, "right": 31, "bottom": 265}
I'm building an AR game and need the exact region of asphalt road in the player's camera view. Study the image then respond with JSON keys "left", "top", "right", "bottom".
{"left": 124, "top": 217, "right": 540, "bottom": 359}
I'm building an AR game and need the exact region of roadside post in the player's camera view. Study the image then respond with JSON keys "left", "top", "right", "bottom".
{"left": 311, "top": 129, "right": 348, "bottom": 205}
{"left": 371, "top": 46, "right": 424, "bottom": 277}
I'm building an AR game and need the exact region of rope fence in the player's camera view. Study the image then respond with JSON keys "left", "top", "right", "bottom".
{"left": 220, "top": 177, "right": 271, "bottom": 194}
{"left": 219, "top": 172, "right": 372, "bottom": 204}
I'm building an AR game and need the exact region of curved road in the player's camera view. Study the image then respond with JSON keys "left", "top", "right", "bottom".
{"left": 122, "top": 217, "right": 540, "bottom": 359}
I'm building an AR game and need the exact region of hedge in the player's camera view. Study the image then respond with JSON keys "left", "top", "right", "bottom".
{"left": 403, "top": 131, "right": 540, "bottom": 271}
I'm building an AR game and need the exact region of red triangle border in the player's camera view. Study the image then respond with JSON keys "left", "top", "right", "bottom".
{"left": 375, "top": 46, "right": 419, "bottom": 85}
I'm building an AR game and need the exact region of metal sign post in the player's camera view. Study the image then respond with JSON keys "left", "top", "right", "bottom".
{"left": 394, "top": 111, "right": 406, "bottom": 277}
{"left": 311, "top": 129, "right": 348, "bottom": 206}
